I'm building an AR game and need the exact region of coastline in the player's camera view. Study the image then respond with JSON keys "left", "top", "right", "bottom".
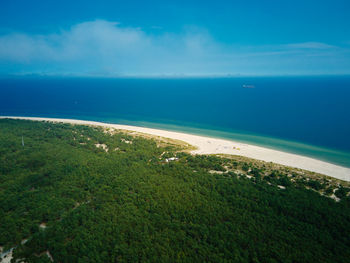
{"left": 113, "top": 119, "right": 350, "bottom": 167}
{"left": 1, "top": 116, "right": 350, "bottom": 182}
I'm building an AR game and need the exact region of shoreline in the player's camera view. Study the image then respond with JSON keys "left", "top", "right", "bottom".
{"left": 119, "top": 120, "right": 350, "bottom": 167}
{"left": 1, "top": 116, "right": 350, "bottom": 182}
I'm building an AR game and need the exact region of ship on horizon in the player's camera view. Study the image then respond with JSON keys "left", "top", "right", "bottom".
{"left": 242, "top": 84, "right": 255, "bottom": 88}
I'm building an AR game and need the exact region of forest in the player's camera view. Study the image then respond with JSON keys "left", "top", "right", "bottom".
{"left": 0, "top": 119, "right": 350, "bottom": 262}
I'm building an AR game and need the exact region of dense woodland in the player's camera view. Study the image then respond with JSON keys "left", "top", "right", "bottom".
{"left": 0, "top": 119, "right": 350, "bottom": 262}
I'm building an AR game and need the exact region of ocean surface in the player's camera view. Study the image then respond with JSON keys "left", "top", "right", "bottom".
{"left": 1, "top": 76, "right": 350, "bottom": 167}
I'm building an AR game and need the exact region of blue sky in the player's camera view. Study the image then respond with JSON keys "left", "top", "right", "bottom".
{"left": 1, "top": 0, "right": 349, "bottom": 76}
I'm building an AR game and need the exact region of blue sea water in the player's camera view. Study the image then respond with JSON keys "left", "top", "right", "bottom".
{"left": 1, "top": 76, "right": 350, "bottom": 167}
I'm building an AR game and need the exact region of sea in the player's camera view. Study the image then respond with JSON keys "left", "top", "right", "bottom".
{"left": 1, "top": 76, "right": 350, "bottom": 167}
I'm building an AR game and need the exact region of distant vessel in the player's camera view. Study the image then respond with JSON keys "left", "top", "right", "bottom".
{"left": 242, "top": 84, "right": 255, "bottom": 88}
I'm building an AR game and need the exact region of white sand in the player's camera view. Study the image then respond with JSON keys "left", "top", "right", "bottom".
{"left": 1, "top": 116, "right": 350, "bottom": 182}
{"left": 0, "top": 247, "right": 14, "bottom": 263}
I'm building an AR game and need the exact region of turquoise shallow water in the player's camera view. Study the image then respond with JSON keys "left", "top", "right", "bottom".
{"left": 1, "top": 76, "right": 350, "bottom": 167}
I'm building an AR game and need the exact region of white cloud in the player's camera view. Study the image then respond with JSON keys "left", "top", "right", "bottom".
{"left": 0, "top": 20, "right": 222, "bottom": 75}
{"left": 0, "top": 20, "right": 349, "bottom": 76}
{"left": 285, "top": 42, "right": 336, "bottom": 49}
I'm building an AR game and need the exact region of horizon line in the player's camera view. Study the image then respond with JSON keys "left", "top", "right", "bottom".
{"left": 1, "top": 73, "right": 350, "bottom": 79}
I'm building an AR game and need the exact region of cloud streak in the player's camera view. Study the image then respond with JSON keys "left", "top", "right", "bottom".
{"left": 285, "top": 42, "right": 336, "bottom": 50}
{"left": 0, "top": 20, "right": 349, "bottom": 76}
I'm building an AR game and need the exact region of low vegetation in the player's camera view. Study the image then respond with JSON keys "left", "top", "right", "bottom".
{"left": 0, "top": 119, "right": 349, "bottom": 262}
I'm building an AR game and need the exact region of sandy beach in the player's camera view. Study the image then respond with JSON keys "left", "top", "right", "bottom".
{"left": 1, "top": 116, "right": 350, "bottom": 182}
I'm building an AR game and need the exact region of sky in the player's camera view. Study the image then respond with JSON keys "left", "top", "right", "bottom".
{"left": 0, "top": 0, "right": 350, "bottom": 76}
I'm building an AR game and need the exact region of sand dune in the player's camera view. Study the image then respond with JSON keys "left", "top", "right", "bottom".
{"left": 1, "top": 116, "right": 349, "bottom": 182}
